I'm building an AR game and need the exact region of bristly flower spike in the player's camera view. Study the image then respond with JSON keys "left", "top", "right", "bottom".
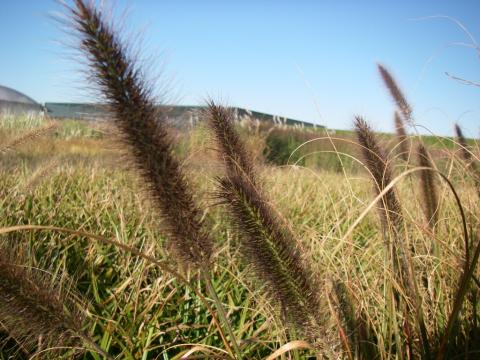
{"left": 208, "top": 102, "right": 330, "bottom": 349}
{"left": 378, "top": 64, "right": 413, "bottom": 124}
{"left": 394, "top": 111, "right": 409, "bottom": 163}
{"left": 67, "top": 0, "right": 213, "bottom": 267}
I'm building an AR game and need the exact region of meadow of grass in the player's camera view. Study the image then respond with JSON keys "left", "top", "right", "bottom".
{"left": 1, "top": 110, "right": 479, "bottom": 359}
{"left": 1, "top": 1, "right": 479, "bottom": 359}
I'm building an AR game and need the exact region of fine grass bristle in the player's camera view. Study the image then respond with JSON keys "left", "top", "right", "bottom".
{"left": 377, "top": 64, "right": 413, "bottom": 123}
{"left": 417, "top": 144, "right": 439, "bottom": 229}
{"left": 68, "top": 0, "right": 213, "bottom": 267}
{"left": 0, "top": 243, "right": 87, "bottom": 357}
{"left": 394, "top": 111, "right": 409, "bottom": 163}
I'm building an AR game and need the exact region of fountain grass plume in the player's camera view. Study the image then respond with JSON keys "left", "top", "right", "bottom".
{"left": 0, "top": 122, "right": 57, "bottom": 154}
{"left": 354, "top": 116, "right": 431, "bottom": 357}
{"left": 67, "top": 0, "right": 213, "bottom": 267}
{"left": 0, "top": 243, "right": 97, "bottom": 358}
{"left": 208, "top": 103, "right": 329, "bottom": 349}
{"left": 378, "top": 64, "right": 413, "bottom": 123}
{"left": 394, "top": 111, "right": 409, "bottom": 162}
{"left": 206, "top": 101, "right": 256, "bottom": 183}
{"left": 216, "top": 174, "right": 328, "bottom": 347}
{"left": 454, "top": 123, "right": 480, "bottom": 197}
{"left": 455, "top": 123, "right": 473, "bottom": 162}
{"left": 354, "top": 116, "right": 402, "bottom": 230}
{"left": 417, "top": 144, "right": 439, "bottom": 229}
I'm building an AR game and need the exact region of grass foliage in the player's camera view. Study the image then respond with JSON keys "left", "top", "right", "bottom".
{"left": 0, "top": 1, "right": 479, "bottom": 359}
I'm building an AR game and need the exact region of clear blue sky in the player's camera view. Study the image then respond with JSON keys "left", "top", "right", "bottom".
{"left": 1, "top": 1, "right": 479, "bottom": 136}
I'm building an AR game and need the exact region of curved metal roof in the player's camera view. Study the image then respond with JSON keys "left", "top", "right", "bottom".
{"left": 0, "top": 85, "right": 39, "bottom": 105}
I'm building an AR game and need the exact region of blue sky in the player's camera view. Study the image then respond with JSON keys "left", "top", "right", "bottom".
{"left": 0, "top": 1, "right": 479, "bottom": 136}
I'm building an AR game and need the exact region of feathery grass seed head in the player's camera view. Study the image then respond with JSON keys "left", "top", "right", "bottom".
{"left": 454, "top": 123, "right": 473, "bottom": 162}
{"left": 68, "top": 0, "right": 213, "bottom": 267}
{"left": 377, "top": 64, "right": 413, "bottom": 123}
{"left": 354, "top": 116, "right": 402, "bottom": 229}
{"left": 394, "top": 111, "right": 409, "bottom": 162}
{"left": 0, "top": 244, "right": 85, "bottom": 356}
{"left": 206, "top": 101, "right": 256, "bottom": 183}
{"left": 215, "top": 175, "right": 327, "bottom": 344}
{"left": 417, "top": 144, "right": 439, "bottom": 228}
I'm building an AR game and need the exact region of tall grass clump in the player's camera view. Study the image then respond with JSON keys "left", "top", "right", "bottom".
{"left": 65, "top": 1, "right": 252, "bottom": 358}
{"left": 264, "top": 126, "right": 359, "bottom": 173}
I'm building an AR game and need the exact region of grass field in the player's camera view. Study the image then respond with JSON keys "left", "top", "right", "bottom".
{"left": 1, "top": 113, "right": 479, "bottom": 359}
{"left": 1, "top": 2, "right": 478, "bottom": 358}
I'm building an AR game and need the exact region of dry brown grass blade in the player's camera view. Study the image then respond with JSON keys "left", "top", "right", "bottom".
{"left": 264, "top": 340, "right": 314, "bottom": 360}
{"left": 0, "top": 122, "right": 57, "bottom": 153}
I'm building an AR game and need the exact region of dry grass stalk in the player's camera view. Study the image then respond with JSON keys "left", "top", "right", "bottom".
{"left": 209, "top": 103, "right": 329, "bottom": 350}
{"left": 0, "top": 123, "right": 57, "bottom": 153}
{"left": 24, "top": 158, "right": 60, "bottom": 193}
{"left": 377, "top": 64, "right": 413, "bottom": 123}
{"left": 0, "top": 243, "right": 88, "bottom": 357}
{"left": 68, "top": 0, "right": 213, "bottom": 268}
{"left": 394, "top": 111, "right": 409, "bottom": 162}
{"left": 417, "top": 144, "right": 439, "bottom": 229}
